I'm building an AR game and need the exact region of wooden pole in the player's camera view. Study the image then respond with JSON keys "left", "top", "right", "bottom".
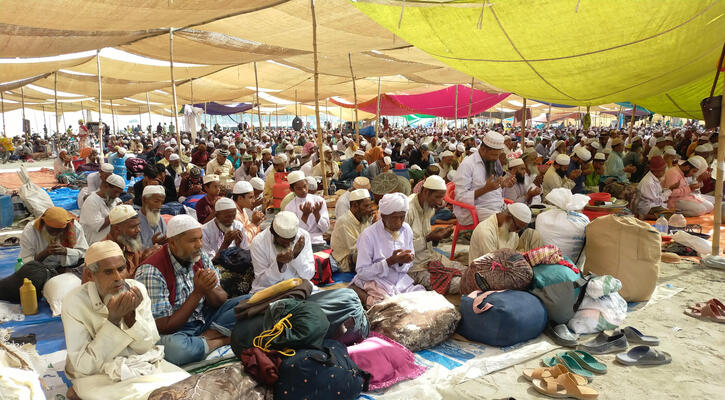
{"left": 54, "top": 72, "right": 59, "bottom": 136}
{"left": 311, "top": 0, "right": 328, "bottom": 194}
{"left": 467, "top": 78, "right": 474, "bottom": 136}
{"left": 628, "top": 104, "right": 636, "bottom": 137}
{"left": 169, "top": 28, "right": 182, "bottom": 155}
{"left": 109, "top": 100, "right": 116, "bottom": 135}
{"left": 20, "top": 86, "right": 27, "bottom": 139}
{"left": 190, "top": 78, "right": 196, "bottom": 142}
{"left": 454, "top": 84, "right": 459, "bottom": 134}
{"left": 375, "top": 76, "right": 381, "bottom": 136}
{"left": 348, "top": 53, "right": 360, "bottom": 144}
{"left": 0, "top": 91, "right": 5, "bottom": 137}
{"left": 275, "top": 104, "right": 279, "bottom": 129}
{"left": 95, "top": 51, "right": 104, "bottom": 159}
{"left": 146, "top": 92, "right": 153, "bottom": 141}
{"left": 253, "top": 62, "right": 263, "bottom": 138}
{"left": 547, "top": 103, "right": 552, "bottom": 129}
{"left": 712, "top": 76, "right": 725, "bottom": 254}
{"left": 521, "top": 97, "right": 526, "bottom": 139}
{"left": 60, "top": 103, "right": 66, "bottom": 133}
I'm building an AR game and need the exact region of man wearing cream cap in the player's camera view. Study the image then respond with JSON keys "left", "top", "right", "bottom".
{"left": 405, "top": 176, "right": 465, "bottom": 294}
{"left": 138, "top": 185, "right": 167, "bottom": 251}
{"left": 352, "top": 193, "right": 424, "bottom": 306}
{"left": 249, "top": 210, "right": 314, "bottom": 293}
{"left": 330, "top": 188, "right": 374, "bottom": 272}
{"left": 107, "top": 205, "right": 153, "bottom": 276}
{"left": 284, "top": 170, "right": 330, "bottom": 251}
{"left": 201, "top": 197, "right": 247, "bottom": 262}
{"left": 468, "top": 202, "right": 542, "bottom": 264}
{"left": 334, "top": 176, "right": 371, "bottom": 219}
{"left": 542, "top": 154, "right": 575, "bottom": 198}
{"left": 62, "top": 241, "right": 188, "bottom": 400}
{"left": 135, "top": 215, "right": 243, "bottom": 365}
{"left": 80, "top": 173, "right": 125, "bottom": 244}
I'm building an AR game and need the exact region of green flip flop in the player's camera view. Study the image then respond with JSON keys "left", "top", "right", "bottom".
{"left": 566, "top": 350, "right": 607, "bottom": 374}
{"left": 555, "top": 352, "right": 594, "bottom": 381}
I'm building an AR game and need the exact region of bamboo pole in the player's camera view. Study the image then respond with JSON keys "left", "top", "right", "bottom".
{"left": 275, "top": 104, "right": 279, "bottom": 129}
{"left": 310, "top": 0, "right": 328, "bottom": 195}
{"left": 190, "top": 78, "right": 196, "bottom": 142}
{"left": 546, "top": 104, "right": 552, "bottom": 129}
{"left": 60, "top": 103, "right": 66, "bottom": 133}
{"left": 146, "top": 92, "right": 153, "bottom": 141}
{"left": 169, "top": 28, "right": 182, "bottom": 155}
{"left": 253, "top": 62, "right": 263, "bottom": 138}
{"left": 467, "top": 78, "right": 474, "bottom": 136}
{"left": 520, "top": 97, "right": 526, "bottom": 139}
{"left": 712, "top": 74, "right": 725, "bottom": 254}
{"left": 54, "top": 72, "right": 59, "bottom": 136}
{"left": 348, "top": 53, "right": 360, "bottom": 144}
{"left": 110, "top": 100, "right": 116, "bottom": 135}
{"left": 375, "top": 77, "right": 381, "bottom": 136}
{"left": 0, "top": 91, "right": 5, "bottom": 137}
{"left": 95, "top": 51, "right": 104, "bottom": 159}
{"left": 20, "top": 86, "right": 27, "bottom": 139}
{"left": 454, "top": 84, "right": 459, "bottom": 134}
{"left": 628, "top": 104, "right": 636, "bottom": 137}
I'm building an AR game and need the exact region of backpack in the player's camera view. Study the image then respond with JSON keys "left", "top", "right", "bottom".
{"left": 260, "top": 299, "right": 330, "bottom": 353}
{"left": 274, "top": 339, "right": 369, "bottom": 400}
{"left": 216, "top": 247, "right": 253, "bottom": 274}
{"left": 528, "top": 261, "right": 587, "bottom": 324}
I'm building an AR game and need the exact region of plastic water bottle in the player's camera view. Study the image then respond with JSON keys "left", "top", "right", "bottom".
{"left": 14, "top": 257, "right": 23, "bottom": 272}
{"left": 668, "top": 213, "right": 686, "bottom": 234}
{"left": 654, "top": 215, "right": 669, "bottom": 234}
{"left": 329, "top": 181, "right": 337, "bottom": 196}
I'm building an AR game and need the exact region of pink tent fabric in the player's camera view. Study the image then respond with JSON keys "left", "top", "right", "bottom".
{"left": 330, "top": 84, "right": 509, "bottom": 118}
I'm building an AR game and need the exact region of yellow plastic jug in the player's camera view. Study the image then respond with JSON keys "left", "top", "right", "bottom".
{"left": 19, "top": 278, "right": 38, "bottom": 315}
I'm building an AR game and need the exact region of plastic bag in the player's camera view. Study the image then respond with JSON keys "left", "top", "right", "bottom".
{"left": 545, "top": 188, "right": 590, "bottom": 212}
{"left": 536, "top": 209, "right": 589, "bottom": 263}
{"left": 672, "top": 231, "right": 711, "bottom": 256}
{"left": 567, "top": 291, "right": 627, "bottom": 334}
{"left": 17, "top": 165, "right": 54, "bottom": 217}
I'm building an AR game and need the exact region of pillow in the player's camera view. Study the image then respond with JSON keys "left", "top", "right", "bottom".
{"left": 42, "top": 272, "right": 81, "bottom": 316}
{"left": 347, "top": 331, "right": 427, "bottom": 391}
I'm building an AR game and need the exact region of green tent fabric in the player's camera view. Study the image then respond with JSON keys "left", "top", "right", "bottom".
{"left": 631, "top": 71, "right": 723, "bottom": 120}
{"left": 353, "top": 0, "right": 725, "bottom": 108}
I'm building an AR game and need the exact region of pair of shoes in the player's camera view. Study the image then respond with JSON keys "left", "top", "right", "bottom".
{"left": 615, "top": 346, "right": 672, "bottom": 366}
{"left": 542, "top": 350, "right": 607, "bottom": 381}
{"left": 685, "top": 299, "right": 725, "bottom": 323}
{"left": 530, "top": 370, "right": 599, "bottom": 399}
{"left": 546, "top": 323, "right": 578, "bottom": 347}
{"left": 577, "top": 332, "right": 627, "bottom": 354}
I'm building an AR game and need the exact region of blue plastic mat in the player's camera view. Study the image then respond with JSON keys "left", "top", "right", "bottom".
{"left": 46, "top": 187, "right": 79, "bottom": 211}
{"left": 10, "top": 319, "right": 66, "bottom": 355}
{"left": 325, "top": 271, "right": 355, "bottom": 285}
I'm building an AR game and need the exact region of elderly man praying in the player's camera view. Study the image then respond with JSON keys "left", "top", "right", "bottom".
{"left": 351, "top": 193, "right": 424, "bottom": 306}
{"left": 80, "top": 173, "right": 125, "bottom": 244}
{"left": 107, "top": 205, "right": 157, "bottom": 276}
{"left": 330, "top": 189, "right": 374, "bottom": 272}
{"left": 201, "top": 197, "right": 247, "bottom": 262}
{"left": 468, "top": 203, "right": 543, "bottom": 264}
{"left": 62, "top": 241, "right": 188, "bottom": 400}
{"left": 135, "top": 215, "right": 244, "bottom": 365}
{"left": 284, "top": 170, "right": 331, "bottom": 252}
{"left": 138, "top": 184, "right": 167, "bottom": 251}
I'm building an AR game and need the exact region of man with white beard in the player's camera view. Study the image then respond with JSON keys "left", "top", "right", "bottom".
{"left": 201, "top": 197, "right": 247, "bottom": 262}
{"left": 330, "top": 189, "right": 374, "bottom": 272}
{"left": 284, "top": 170, "right": 330, "bottom": 252}
{"left": 80, "top": 174, "right": 125, "bottom": 244}
{"left": 107, "top": 205, "right": 158, "bottom": 276}
{"left": 138, "top": 185, "right": 167, "bottom": 251}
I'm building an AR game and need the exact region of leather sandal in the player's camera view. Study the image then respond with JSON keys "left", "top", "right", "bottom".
{"left": 522, "top": 364, "right": 587, "bottom": 385}
{"left": 685, "top": 302, "right": 725, "bottom": 323}
{"left": 693, "top": 298, "right": 725, "bottom": 315}
{"left": 532, "top": 372, "right": 599, "bottom": 399}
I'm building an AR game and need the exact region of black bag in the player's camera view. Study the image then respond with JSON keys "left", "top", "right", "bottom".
{"left": 217, "top": 247, "right": 253, "bottom": 274}
{"left": 0, "top": 262, "right": 58, "bottom": 303}
{"left": 700, "top": 43, "right": 725, "bottom": 129}
{"left": 274, "top": 339, "right": 369, "bottom": 400}
{"left": 230, "top": 314, "right": 265, "bottom": 359}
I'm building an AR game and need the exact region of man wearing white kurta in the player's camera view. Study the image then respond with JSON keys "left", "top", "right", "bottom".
{"left": 634, "top": 155, "right": 673, "bottom": 218}
{"left": 468, "top": 203, "right": 543, "bottom": 264}
{"left": 453, "top": 131, "right": 515, "bottom": 225}
{"left": 330, "top": 189, "right": 373, "bottom": 272}
{"left": 542, "top": 154, "right": 576, "bottom": 199}
{"left": 284, "top": 170, "right": 330, "bottom": 251}
{"left": 249, "top": 211, "right": 315, "bottom": 293}
{"left": 19, "top": 207, "right": 88, "bottom": 269}
{"left": 79, "top": 174, "right": 124, "bottom": 244}
{"left": 78, "top": 163, "right": 114, "bottom": 209}
{"left": 503, "top": 158, "right": 542, "bottom": 204}
{"left": 205, "top": 149, "right": 233, "bottom": 186}
{"left": 62, "top": 241, "right": 188, "bottom": 400}
{"left": 352, "top": 193, "right": 424, "bottom": 306}
{"left": 201, "top": 197, "right": 247, "bottom": 262}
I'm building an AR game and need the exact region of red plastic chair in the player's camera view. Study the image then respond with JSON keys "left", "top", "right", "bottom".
{"left": 444, "top": 182, "right": 479, "bottom": 260}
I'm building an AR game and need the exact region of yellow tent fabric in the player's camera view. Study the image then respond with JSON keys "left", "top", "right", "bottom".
{"left": 66, "top": 56, "right": 232, "bottom": 83}
{"left": 0, "top": 56, "right": 93, "bottom": 83}
{"left": 353, "top": 0, "right": 725, "bottom": 106}
{"left": 632, "top": 71, "right": 723, "bottom": 120}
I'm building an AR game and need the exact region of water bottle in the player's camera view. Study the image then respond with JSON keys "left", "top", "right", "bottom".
{"left": 14, "top": 257, "right": 23, "bottom": 272}
{"left": 329, "top": 181, "right": 337, "bottom": 196}
{"left": 668, "top": 213, "right": 686, "bottom": 234}
{"left": 654, "top": 215, "right": 669, "bottom": 234}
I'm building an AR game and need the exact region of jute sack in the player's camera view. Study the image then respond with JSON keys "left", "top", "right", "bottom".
{"left": 583, "top": 215, "right": 660, "bottom": 301}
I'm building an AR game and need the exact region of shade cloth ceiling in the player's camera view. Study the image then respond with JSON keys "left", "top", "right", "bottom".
{"left": 330, "top": 84, "right": 509, "bottom": 117}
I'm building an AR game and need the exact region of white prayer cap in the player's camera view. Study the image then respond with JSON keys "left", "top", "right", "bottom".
{"left": 261, "top": 148, "right": 272, "bottom": 154}
{"left": 409, "top": 164, "right": 421, "bottom": 171}
{"left": 594, "top": 152, "right": 606, "bottom": 161}
{"left": 361, "top": 140, "right": 368, "bottom": 146}
{"left": 183, "top": 139, "right": 190, "bottom": 145}
{"left": 379, "top": 192, "right": 409, "bottom": 215}
{"left": 233, "top": 180, "right": 254, "bottom": 194}
{"left": 555, "top": 154, "right": 570, "bottom": 166}
{"left": 695, "top": 144, "right": 709, "bottom": 153}
{"left": 167, "top": 215, "right": 202, "bottom": 238}
{"left": 589, "top": 141, "right": 601, "bottom": 150}
{"left": 483, "top": 131, "right": 505, "bottom": 150}
{"left": 85, "top": 240, "right": 124, "bottom": 266}
{"left": 273, "top": 211, "right": 299, "bottom": 239}
{"left": 306, "top": 177, "right": 318, "bottom": 190}
{"left": 143, "top": 185, "right": 165, "bottom": 198}
{"left": 457, "top": 144, "right": 465, "bottom": 152}
{"left": 603, "top": 147, "right": 612, "bottom": 154}
{"left": 215, "top": 197, "right": 236, "bottom": 212}
{"left": 507, "top": 202, "right": 532, "bottom": 224}
{"left": 273, "top": 154, "right": 288, "bottom": 164}
{"left": 169, "top": 153, "right": 180, "bottom": 161}
{"left": 468, "top": 147, "right": 476, "bottom": 154}
{"left": 170, "top": 138, "right": 177, "bottom": 145}
{"left": 448, "top": 144, "right": 457, "bottom": 152}
{"left": 285, "top": 144, "right": 294, "bottom": 151}
{"left": 447, "top": 170, "right": 456, "bottom": 181}
{"left": 703, "top": 143, "right": 714, "bottom": 152}
{"left": 117, "top": 147, "right": 126, "bottom": 155}
{"left": 322, "top": 146, "right": 332, "bottom": 153}
{"left": 383, "top": 156, "right": 392, "bottom": 165}
{"left": 664, "top": 146, "right": 677, "bottom": 156}
{"left": 687, "top": 155, "right": 708, "bottom": 175}
{"left": 440, "top": 150, "right": 454, "bottom": 158}
{"left": 384, "top": 148, "right": 393, "bottom": 155}
{"left": 106, "top": 174, "right": 125, "bottom": 189}
{"left": 354, "top": 150, "right": 365, "bottom": 157}
{"left": 250, "top": 177, "right": 265, "bottom": 191}
{"left": 508, "top": 158, "right": 524, "bottom": 168}
{"left": 350, "top": 189, "right": 370, "bottom": 201}
{"left": 100, "top": 163, "right": 114, "bottom": 173}
{"left": 287, "top": 170, "right": 306, "bottom": 185}
{"left": 574, "top": 147, "right": 592, "bottom": 162}
{"left": 109, "top": 205, "right": 138, "bottom": 225}
{"left": 353, "top": 176, "right": 370, "bottom": 189}
{"left": 203, "top": 174, "right": 219, "bottom": 184}
{"left": 656, "top": 136, "right": 666, "bottom": 143}
{"left": 423, "top": 175, "right": 447, "bottom": 191}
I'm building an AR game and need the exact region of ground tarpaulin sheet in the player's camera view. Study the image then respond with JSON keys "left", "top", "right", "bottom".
{"left": 0, "top": 168, "right": 60, "bottom": 190}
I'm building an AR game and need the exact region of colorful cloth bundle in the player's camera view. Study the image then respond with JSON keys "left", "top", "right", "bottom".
{"left": 523, "top": 245, "right": 580, "bottom": 273}
{"left": 427, "top": 260, "right": 462, "bottom": 294}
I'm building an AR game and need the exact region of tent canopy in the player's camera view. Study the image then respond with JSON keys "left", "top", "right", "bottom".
{"left": 191, "top": 102, "right": 254, "bottom": 115}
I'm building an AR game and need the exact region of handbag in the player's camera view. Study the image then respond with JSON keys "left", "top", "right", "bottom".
{"left": 700, "top": 43, "right": 725, "bottom": 129}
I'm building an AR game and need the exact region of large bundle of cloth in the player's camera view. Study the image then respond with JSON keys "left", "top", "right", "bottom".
{"left": 147, "top": 365, "right": 267, "bottom": 400}
{"left": 461, "top": 248, "right": 534, "bottom": 294}
{"left": 537, "top": 188, "right": 590, "bottom": 264}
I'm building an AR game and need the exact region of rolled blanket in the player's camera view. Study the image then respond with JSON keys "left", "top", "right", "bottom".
{"left": 427, "top": 261, "right": 462, "bottom": 295}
